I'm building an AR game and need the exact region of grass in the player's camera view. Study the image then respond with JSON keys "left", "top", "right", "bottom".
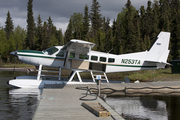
{"left": 107, "top": 68, "right": 180, "bottom": 82}
{"left": 0, "top": 63, "right": 34, "bottom": 68}
{"left": 78, "top": 68, "right": 179, "bottom": 82}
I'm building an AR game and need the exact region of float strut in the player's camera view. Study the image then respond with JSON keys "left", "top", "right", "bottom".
{"left": 37, "top": 64, "right": 42, "bottom": 80}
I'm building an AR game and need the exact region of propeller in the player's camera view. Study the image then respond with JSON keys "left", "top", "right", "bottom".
{"left": 13, "top": 39, "right": 18, "bottom": 73}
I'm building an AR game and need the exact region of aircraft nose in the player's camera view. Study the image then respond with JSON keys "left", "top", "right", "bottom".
{"left": 10, "top": 51, "right": 17, "bottom": 56}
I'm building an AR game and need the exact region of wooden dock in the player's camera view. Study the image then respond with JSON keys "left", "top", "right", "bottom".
{"left": 33, "top": 87, "right": 124, "bottom": 120}
{"left": 33, "top": 81, "right": 180, "bottom": 120}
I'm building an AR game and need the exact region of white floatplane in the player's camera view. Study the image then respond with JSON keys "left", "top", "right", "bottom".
{"left": 8, "top": 31, "right": 171, "bottom": 88}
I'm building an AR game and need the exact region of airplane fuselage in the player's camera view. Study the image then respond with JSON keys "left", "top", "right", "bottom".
{"left": 14, "top": 46, "right": 158, "bottom": 73}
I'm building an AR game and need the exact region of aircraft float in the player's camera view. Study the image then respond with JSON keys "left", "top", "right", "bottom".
{"left": 8, "top": 31, "right": 171, "bottom": 88}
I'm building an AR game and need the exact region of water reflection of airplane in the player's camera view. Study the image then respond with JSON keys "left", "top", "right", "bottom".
{"left": 8, "top": 88, "right": 41, "bottom": 120}
{"left": 8, "top": 31, "right": 170, "bottom": 88}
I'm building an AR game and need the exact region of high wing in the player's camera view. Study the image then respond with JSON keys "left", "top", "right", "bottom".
{"left": 61, "top": 39, "right": 95, "bottom": 68}
{"left": 61, "top": 39, "right": 95, "bottom": 55}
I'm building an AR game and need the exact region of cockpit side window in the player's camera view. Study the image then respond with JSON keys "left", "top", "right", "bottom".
{"left": 69, "top": 52, "right": 75, "bottom": 58}
{"left": 43, "top": 47, "right": 58, "bottom": 55}
{"left": 79, "top": 54, "right": 89, "bottom": 60}
{"left": 56, "top": 50, "right": 64, "bottom": 57}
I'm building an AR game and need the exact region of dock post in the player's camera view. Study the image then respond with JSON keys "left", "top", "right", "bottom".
{"left": 96, "top": 75, "right": 102, "bottom": 97}
{"left": 98, "top": 80, "right": 101, "bottom": 97}
{"left": 58, "top": 67, "right": 61, "bottom": 80}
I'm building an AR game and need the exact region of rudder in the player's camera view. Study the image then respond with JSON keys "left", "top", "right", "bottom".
{"left": 146, "top": 31, "right": 170, "bottom": 63}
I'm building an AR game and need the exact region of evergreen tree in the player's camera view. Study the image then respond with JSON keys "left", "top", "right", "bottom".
{"left": 83, "top": 4, "right": 90, "bottom": 40}
{"left": 115, "top": 9, "right": 126, "bottom": 54}
{"left": 26, "top": 0, "right": 35, "bottom": 50}
{"left": 4, "top": 11, "right": 14, "bottom": 40}
{"left": 111, "top": 19, "right": 118, "bottom": 54}
{"left": 70, "top": 13, "right": 83, "bottom": 39}
{"left": 90, "top": 0, "right": 102, "bottom": 36}
{"left": 159, "top": 0, "right": 171, "bottom": 32}
{"left": 96, "top": 28, "right": 105, "bottom": 51}
{"left": 151, "top": 0, "right": 160, "bottom": 41}
{"left": 56, "top": 28, "right": 64, "bottom": 45}
{"left": 145, "top": 0, "right": 153, "bottom": 38}
{"left": 47, "top": 16, "right": 53, "bottom": 38}
{"left": 42, "top": 21, "right": 48, "bottom": 50}
{"left": 124, "top": 0, "right": 136, "bottom": 53}
{"left": 14, "top": 25, "right": 26, "bottom": 51}
{"left": 49, "top": 34, "right": 58, "bottom": 47}
{"left": 140, "top": 6, "right": 146, "bottom": 51}
{"left": 64, "top": 18, "right": 73, "bottom": 43}
{"left": 102, "top": 17, "right": 106, "bottom": 32}
{"left": 170, "top": 0, "right": 180, "bottom": 59}
{"left": 36, "top": 14, "right": 43, "bottom": 50}
{"left": 0, "top": 28, "right": 8, "bottom": 62}
{"left": 145, "top": 35, "right": 151, "bottom": 50}
{"left": 106, "top": 19, "right": 113, "bottom": 53}
{"left": 102, "top": 17, "right": 113, "bottom": 52}
{"left": 8, "top": 34, "right": 15, "bottom": 62}
{"left": 133, "top": 10, "right": 140, "bottom": 52}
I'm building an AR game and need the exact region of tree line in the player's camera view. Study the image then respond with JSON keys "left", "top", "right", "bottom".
{"left": 0, "top": 0, "right": 180, "bottom": 63}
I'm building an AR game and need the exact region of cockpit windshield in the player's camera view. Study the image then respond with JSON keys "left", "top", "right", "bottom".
{"left": 43, "top": 47, "right": 59, "bottom": 55}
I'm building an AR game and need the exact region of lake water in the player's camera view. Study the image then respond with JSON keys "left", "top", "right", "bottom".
{"left": 0, "top": 71, "right": 41, "bottom": 120}
{"left": 106, "top": 95, "right": 180, "bottom": 120}
{"left": 0, "top": 71, "right": 180, "bottom": 120}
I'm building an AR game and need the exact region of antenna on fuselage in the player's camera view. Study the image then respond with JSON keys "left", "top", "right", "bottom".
{"left": 108, "top": 48, "right": 113, "bottom": 53}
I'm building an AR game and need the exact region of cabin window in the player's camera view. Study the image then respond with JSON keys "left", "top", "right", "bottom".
{"left": 69, "top": 52, "right": 75, "bottom": 58}
{"left": 100, "top": 57, "right": 106, "bottom": 62}
{"left": 79, "top": 54, "right": 89, "bottom": 60}
{"left": 56, "top": 50, "right": 64, "bottom": 57}
{"left": 108, "top": 58, "right": 115, "bottom": 63}
{"left": 43, "top": 47, "right": 58, "bottom": 55}
{"left": 91, "top": 56, "right": 98, "bottom": 61}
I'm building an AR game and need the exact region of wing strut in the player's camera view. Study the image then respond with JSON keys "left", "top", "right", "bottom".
{"left": 64, "top": 51, "right": 70, "bottom": 68}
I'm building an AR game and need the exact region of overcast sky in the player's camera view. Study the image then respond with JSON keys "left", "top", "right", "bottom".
{"left": 0, "top": 0, "right": 153, "bottom": 33}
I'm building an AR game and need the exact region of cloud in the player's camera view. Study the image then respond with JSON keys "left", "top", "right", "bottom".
{"left": 54, "top": 22, "right": 69, "bottom": 33}
{"left": 13, "top": 18, "right": 27, "bottom": 29}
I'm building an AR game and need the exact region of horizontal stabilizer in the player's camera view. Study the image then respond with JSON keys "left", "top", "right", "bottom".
{"left": 145, "top": 60, "right": 171, "bottom": 66}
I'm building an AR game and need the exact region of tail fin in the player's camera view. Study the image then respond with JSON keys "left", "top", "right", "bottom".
{"left": 146, "top": 31, "right": 170, "bottom": 63}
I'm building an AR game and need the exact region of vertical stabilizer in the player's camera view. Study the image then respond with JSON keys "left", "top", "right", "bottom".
{"left": 146, "top": 31, "right": 170, "bottom": 63}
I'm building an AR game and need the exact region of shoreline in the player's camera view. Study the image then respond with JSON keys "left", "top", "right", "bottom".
{"left": 0, "top": 67, "right": 35, "bottom": 72}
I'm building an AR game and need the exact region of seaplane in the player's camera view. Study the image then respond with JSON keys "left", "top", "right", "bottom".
{"left": 8, "top": 31, "right": 171, "bottom": 88}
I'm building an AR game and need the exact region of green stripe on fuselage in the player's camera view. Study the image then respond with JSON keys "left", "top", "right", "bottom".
{"left": 17, "top": 54, "right": 64, "bottom": 60}
{"left": 18, "top": 50, "right": 44, "bottom": 54}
